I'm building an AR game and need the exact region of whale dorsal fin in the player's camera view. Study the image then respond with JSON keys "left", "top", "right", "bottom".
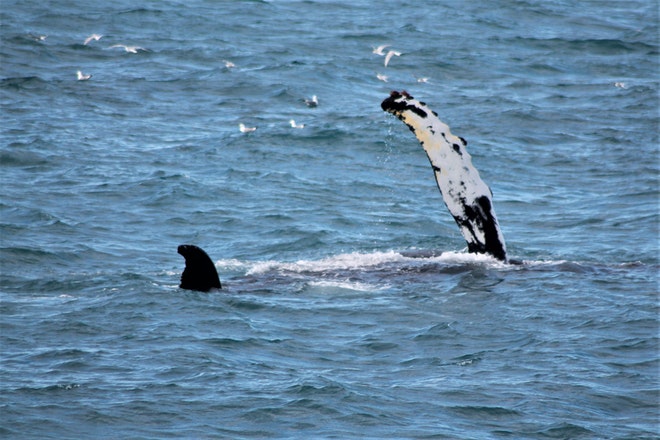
{"left": 177, "top": 244, "right": 222, "bottom": 291}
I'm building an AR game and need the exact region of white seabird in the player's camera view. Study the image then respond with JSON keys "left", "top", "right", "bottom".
{"left": 76, "top": 70, "right": 92, "bottom": 80}
{"left": 110, "top": 44, "right": 146, "bottom": 53}
{"left": 84, "top": 34, "right": 103, "bottom": 45}
{"left": 289, "top": 119, "right": 305, "bottom": 129}
{"left": 384, "top": 50, "right": 401, "bottom": 67}
{"left": 304, "top": 95, "right": 318, "bottom": 107}
{"left": 372, "top": 44, "right": 390, "bottom": 55}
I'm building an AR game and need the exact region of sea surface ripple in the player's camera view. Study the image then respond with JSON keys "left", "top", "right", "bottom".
{"left": 1, "top": 1, "right": 658, "bottom": 438}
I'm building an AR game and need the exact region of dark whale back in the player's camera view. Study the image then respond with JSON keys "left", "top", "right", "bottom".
{"left": 177, "top": 244, "right": 221, "bottom": 291}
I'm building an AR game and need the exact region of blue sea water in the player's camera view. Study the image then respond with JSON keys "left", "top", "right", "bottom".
{"left": 1, "top": 0, "right": 659, "bottom": 438}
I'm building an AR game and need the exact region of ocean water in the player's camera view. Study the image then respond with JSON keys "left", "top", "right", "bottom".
{"left": 1, "top": 0, "right": 658, "bottom": 438}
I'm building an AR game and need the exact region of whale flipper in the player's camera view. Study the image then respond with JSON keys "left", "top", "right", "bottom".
{"left": 177, "top": 244, "right": 222, "bottom": 291}
{"left": 381, "top": 91, "right": 507, "bottom": 262}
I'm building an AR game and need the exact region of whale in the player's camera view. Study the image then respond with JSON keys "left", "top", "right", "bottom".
{"left": 176, "top": 92, "right": 508, "bottom": 291}
{"left": 381, "top": 90, "right": 507, "bottom": 262}
{"left": 177, "top": 244, "right": 221, "bottom": 291}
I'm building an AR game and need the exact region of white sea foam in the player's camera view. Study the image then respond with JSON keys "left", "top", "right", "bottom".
{"left": 214, "top": 258, "right": 251, "bottom": 272}
{"left": 244, "top": 250, "right": 406, "bottom": 275}
{"left": 426, "top": 250, "right": 507, "bottom": 266}
{"left": 231, "top": 249, "right": 509, "bottom": 277}
{"left": 307, "top": 280, "right": 386, "bottom": 292}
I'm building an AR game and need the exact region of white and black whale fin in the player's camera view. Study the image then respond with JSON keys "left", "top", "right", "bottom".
{"left": 381, "top": 90, "right": 507, "bottom": 262}
{"left": 177, "top": 244, "right": 222, "bottom": 292}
